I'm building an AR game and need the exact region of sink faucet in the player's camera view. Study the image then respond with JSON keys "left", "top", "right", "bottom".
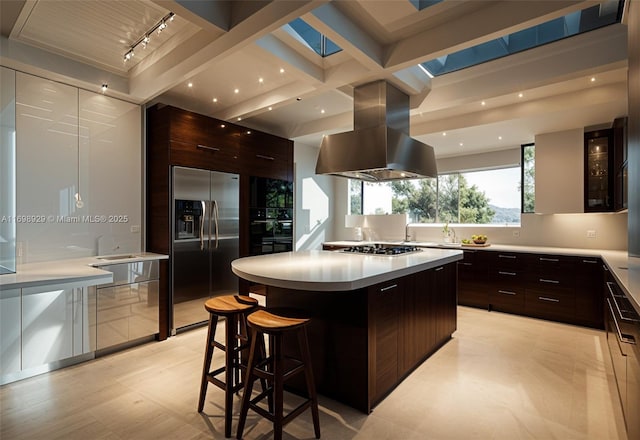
{"left": 450, "top": 227, "right": 457, "bottom": 243}
{"left": 405, "top": 223, "right": 412, "bottom": 242}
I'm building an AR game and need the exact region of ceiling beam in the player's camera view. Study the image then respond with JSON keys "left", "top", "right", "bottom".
{"left": 129, "top": 0, "right": 328, "bottom": 101}
{"left": 385, "top": 0, "right": 597, "bottom": 71}
{"left": 153, "top": 0, "right": 232, "bottom": 32}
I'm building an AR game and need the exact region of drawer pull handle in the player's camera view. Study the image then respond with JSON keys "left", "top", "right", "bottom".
{"left": 607, "top": 299, "right": 637, "bottom": 345}
{"left": 197, "top": 144, "right": 220, "bottom": 152}
{"left": 498, "top": 290, "right": 516, "bottom": 296}
{"left": 435, "top": 266, "right": 444, "bottom": 272}
{"left": 539, "top": 296, "right": 560, "bottom": 303}
{"left": 459, "top": 262, "right": 473, "bottom": 266}
{"left": 498, "top": 255, "right": 516, "bottom": 259}
{"left": 256, "top": 154, "right": 275, "bottom": 161}
{"left": 498, "top": 271, "right": 516, "bottom": 276}
{"left": 380, "top": 284, "right": 398, "bottom": 292}
{"left": 539, "top": 257, "right": 559, "bottom": 262}
{"left": 582, "top": 259, "right": 597, "bottom": 264}
{"left": 540, "top": 278, "right": 560, "bottom": 284}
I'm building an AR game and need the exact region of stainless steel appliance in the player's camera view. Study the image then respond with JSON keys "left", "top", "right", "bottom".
{"left": 342, "top": 244, "right": 422, "bottom": 255}
{"left": 172, "top": 166, "right": 239, "bottom": 331}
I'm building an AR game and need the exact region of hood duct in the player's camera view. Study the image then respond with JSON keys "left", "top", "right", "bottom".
{"left": 315, "top": 80, "right": 437, "bottom": 181}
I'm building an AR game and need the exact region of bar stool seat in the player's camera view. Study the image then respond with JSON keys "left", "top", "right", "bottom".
{"left": 198, "top": 294, "right": 259, "bottom": 438}
{"left": 236, "top": 309, "right": 320, "bottom": 440}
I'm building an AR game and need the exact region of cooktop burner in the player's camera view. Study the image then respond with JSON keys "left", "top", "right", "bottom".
{"left": 342, "top": 244, "right": 422, "bottom": 255}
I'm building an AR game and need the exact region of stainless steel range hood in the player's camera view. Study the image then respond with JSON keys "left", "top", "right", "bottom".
{"left": 315, "top": 80, "right": 437, "bottom": 181}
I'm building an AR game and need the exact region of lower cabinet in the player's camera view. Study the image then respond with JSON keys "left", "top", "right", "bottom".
{"left": 94, "top": 261, "right": 160, "bottom": 351}
{"left": 457, "top": 250, "right": 488, "bottom": 308}
{"left": 369, "top": 263, "right": 457, "bottom": 407}
{"left": 1, "top": 281, "right": 97, "bottom": 385}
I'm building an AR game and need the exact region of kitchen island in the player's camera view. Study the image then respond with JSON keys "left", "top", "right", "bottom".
{"left": 232, "top": 248, "right": 463, "bottom": 413}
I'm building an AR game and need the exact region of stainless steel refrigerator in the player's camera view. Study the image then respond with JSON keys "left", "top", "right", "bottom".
{"left": 172, "top": 166, "right": 239, "bottom": 331}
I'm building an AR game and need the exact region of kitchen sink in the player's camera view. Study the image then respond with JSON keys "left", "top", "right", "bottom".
{"left": 96, "top": 254, "right": 139, "bottom": 261}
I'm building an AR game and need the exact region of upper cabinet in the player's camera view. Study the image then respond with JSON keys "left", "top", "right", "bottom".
{"left": 584, "top": 128, "right": 614, "bottom": 212}
{"left": 535, "top": 128, "right": 584, "bottom": 214}
{"left": 584, "top": 118, "right": 628, "bottom": 213}
{"left": 0, "top": 67, "right": 16, "bottom": 274}
{"left": 14, "top": 71, "right": 142, "bottom": 262}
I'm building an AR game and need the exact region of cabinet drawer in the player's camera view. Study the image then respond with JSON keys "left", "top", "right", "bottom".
{"left": 489, "top": 286, "right": 525, "bottom": 312}
{"left": 170, "top": 139, "right": 240, "bottom": 173}
{"left": 525, "top": 289, "right": 575, "bottom": 318}
{"left": 528, "top": 274, "right": 574, "bottom": 294}
{"left": 489, "top": 251, "right": 532, "bottom": 269}
{"left": 490, "top": 268, "right": 527, "bottom": 286}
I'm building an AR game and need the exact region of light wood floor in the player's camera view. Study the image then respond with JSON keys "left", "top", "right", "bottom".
{"left": 0, "top": 306, "right": 629, "bottom": 440}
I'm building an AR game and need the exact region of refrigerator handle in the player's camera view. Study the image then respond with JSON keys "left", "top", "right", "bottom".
{"left": 213, "top": 200, "right": 219, "bottom": 249}
{"left": 200, "top": 201, "right": 206, "bottom": 251}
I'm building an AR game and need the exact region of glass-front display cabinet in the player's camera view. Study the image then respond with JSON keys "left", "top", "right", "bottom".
{"left": 584, "top": 128, "right": 613, "bottom": 212}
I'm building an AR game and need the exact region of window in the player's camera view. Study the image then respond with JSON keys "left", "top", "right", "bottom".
{"left": 522, "top": 143, "right": 535, "bottom": 213}
{"left": 353, "top": 166, "right": 522, "bottom": 224}
{"left": 420, "top": 1, "right": 624, "bottom": 76}
{"left": 287, "top": 18, "right": 342, "bottom": 57}
{"left": 349, "top": 179, "right": 362, "bottom": 215}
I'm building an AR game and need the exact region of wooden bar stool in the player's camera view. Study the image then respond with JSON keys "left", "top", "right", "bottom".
{"left": 236, "top": 309, "right": 320, "bottom": 440}
{"left": 198, "top": 294, "right": 259, "bottom": 438}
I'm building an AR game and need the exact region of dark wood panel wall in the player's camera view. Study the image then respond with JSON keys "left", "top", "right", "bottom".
{"left": 628, "top": 0, "right": 640, "bottom": 256}
{"left": 146, "top": 104, "right": 294, "bottom": 339}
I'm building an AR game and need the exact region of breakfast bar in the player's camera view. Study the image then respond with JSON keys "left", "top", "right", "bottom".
{"left": 232, "top": 248, "right": 463, "bottom": 413}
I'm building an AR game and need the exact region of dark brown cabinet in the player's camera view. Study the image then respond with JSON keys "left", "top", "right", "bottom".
{"left": 457, "top": 249, "right": 489, "bottom": 308}
{"left": 146, "top": 104, "right": 294, "bottom": 337}
{"left": 488, "top": 251, "right": 531, "bottom": 314}
{"left": 574, "top": 257, "right": 603, "bottom": 328}
{"left": 613, "top": 117, "right": 628, "bottom": 212}
{"left": 584, "top": 128, "right": 614, "bottom": 212}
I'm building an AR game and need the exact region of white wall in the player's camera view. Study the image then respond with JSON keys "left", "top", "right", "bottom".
{"left": 293, "top": 141, "right": 336, "bottom": 251}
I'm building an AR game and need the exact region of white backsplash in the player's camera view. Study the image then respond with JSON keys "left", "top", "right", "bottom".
{"left": 343, "top": 212, "right": 628, "bottom": 251}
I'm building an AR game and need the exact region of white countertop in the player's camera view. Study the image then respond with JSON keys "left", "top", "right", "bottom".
{"left": 0, "top": 253, "right": 168, "bottom": 291}
{"left": 231, "top": 248, "right": 463, "bottom": 291}
{"left": 325, "top": 241, "right": 639, "bottom": 314}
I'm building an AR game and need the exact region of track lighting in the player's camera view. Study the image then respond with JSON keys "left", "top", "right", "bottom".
{"left": 124, "top": 12, "right": 175, "bottom": 62}
{"left": 101, "top": 84, "right": 108, "bottom": 93}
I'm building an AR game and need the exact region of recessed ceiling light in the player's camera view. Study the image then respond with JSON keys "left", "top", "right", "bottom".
{"left": 237, "top": 117, "right": 242, "bottom": 121}
{"left": 212, "top": 98, "right": 218, "bottom": 103}
{"left": 481, "top": 101, "right": 486, "bottom": 106}
{"left": 234, "top": 88, "right": 239, "bottom": 94}
{"left": 258, "top": 78, "right": 264, "bottom": 83}
{"left": 498, "top": 136, "right": 503, "bottom": 140}
{"left": 188, "top": 82, "right": 193, "bottom": 88}
{"left": 268, "top": 106, "right": 272, "bottom": 111}
{"left": 459, "top": 142, "right": 463, "bottom": 146}
{"left": 518, "top": 93, "right": 523, "bottom": 98}
{"left": 591, "top": 77, "right": 596, "bottom": 82}
{"left": 280, "top": 68, "right": 285, "bottom": 73}
{"left": 442, "top": 132, "right": 447, "bottom": 136}
{"left": 220, "top": 124, "right": 225, "bottom": 128}
{"left": 246, "top": 131, "right": 251, "bottom": 134}
{"left": 321, "top": 109, "right": 325, "bottom": 114}
{"left": 296, "top": 97, "right": 302, "bottom": 101}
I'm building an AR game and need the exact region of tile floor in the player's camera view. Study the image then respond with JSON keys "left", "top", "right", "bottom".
{"left": 0, "top": 307, "right": 629, "bottom": 439}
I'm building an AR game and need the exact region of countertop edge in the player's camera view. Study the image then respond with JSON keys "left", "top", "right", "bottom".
{"left": 0, "top": 253, "right": 169, "bottom": 291}
{"left": 232, "top": 250, "right": 463, "bottom": 291}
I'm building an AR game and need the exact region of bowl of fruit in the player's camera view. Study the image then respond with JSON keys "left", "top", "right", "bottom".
{"left": 472, "top": 234, "right": 488, "bottom": 245}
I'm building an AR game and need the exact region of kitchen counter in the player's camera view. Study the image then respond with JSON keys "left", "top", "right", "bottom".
{"left": 231, "top": 248, "right": 463, "bottom": 291}
{"left": 324, "top": 241, "right": 638, "bottom": 314}
{"left": 0, "top": 253, "right": 168, "bottom": 291}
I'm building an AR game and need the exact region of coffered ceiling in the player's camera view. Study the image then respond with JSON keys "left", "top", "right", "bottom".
{"left": 0, "top": 0, "right": 630, "bottom": 159}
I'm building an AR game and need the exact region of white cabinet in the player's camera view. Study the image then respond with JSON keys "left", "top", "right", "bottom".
{"left": 534, "top": 128, "right": 584, "bottom": 213}
{"left": 78, "top": 91, "right": 142, "bottom": 255}
{"left": 21, "top": 284, "right": 75, "bottom": 369}
{"left": 14, "top": 71, "right": 142, "bottom": 262}
{"left": 0, "top": 288, "right": 21, "bottom": 376}
{"left": 1, "top": 66, "right": 16, "bottom": 274}
{"left": 16, "top": 73, "right": 80, "bottom": 262}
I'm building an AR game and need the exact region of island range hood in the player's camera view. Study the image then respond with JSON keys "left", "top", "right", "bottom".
{"left": 315, "top": 80, "right": 437, "bottom": 181}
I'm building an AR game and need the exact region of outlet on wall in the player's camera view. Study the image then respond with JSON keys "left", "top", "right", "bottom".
{"left": 586, "top": 230, "right": 597, "bottom": 238}
{"left": 513, "top": 230, "right": 520, "bottom": 238}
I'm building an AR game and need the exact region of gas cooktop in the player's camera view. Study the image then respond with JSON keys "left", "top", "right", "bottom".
{"left": 342, "top": 244, "right": 422, "bottom": 256}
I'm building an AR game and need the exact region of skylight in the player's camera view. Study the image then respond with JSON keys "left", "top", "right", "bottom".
{"left": 421, "top": 1, "right": 624, "bottom": 76}
{"left": 409, "top": 0, "right": 444, "bottom": 11}
{"left": 288, "top": 18, "right": 342, "bottom": 57}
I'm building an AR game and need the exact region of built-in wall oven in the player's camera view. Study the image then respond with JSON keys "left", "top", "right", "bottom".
{"left": 604, "top": 268, "right": 640, "bottom": 439}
